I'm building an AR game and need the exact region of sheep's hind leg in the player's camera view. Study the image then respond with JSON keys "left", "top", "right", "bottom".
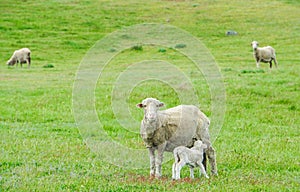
{"left": 273, "top": 57, "right": 278, "bottom": 68}
{"left": 269, "top": 61, "right": 273, "bottom": 68}
{"left": 207, "top": 146, "right": 218, "bottom": 175}
{"left": 27, "top": 58, "right": 31, "bottom": 68}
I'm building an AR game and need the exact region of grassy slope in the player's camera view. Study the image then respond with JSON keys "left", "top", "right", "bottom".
{"left": 0, "top": 0, "right": 299, "bottom": 191}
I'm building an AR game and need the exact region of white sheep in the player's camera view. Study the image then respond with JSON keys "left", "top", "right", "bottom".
{"left": 136, "top": 98, "right": 217, "bottom": 178}
{"left": 7, "top": 48, "right": 31, "bottom": 68}
{"left": 251, "top": 41, "right": 278, "bottom": 68}
{"left": 172, "top": 140, "right": 209, "bottom": 180}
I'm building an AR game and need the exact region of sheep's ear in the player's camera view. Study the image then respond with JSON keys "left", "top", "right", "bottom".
{"left": 136, "top": 103, "right": 144, "bottom": 108}
{"left": 158, "top": 102, "right": 164, "bottom": 107}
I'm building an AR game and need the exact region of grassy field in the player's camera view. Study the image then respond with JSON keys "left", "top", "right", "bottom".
{"left": 0, "top": 0, "right": 299, "bottom": 191}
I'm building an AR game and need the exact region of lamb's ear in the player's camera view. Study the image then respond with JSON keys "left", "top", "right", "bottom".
{"left": 202, "top": 144, "right": 207, "bottom": 149}
{"left": 158, "top": 102, "right": 164, "bottom": 107}
{"left": 136, "top": 103, "right": 144, "bottom": 108}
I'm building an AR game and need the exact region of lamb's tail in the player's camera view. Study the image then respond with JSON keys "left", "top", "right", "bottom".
{"left": 173, "top": 149, "right": 181, "bottom": 163}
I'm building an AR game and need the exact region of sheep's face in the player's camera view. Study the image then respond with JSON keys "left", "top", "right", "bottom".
{"left": 137, "top": 98, "right": 164, "bottom": 122}
{"left": 251, "top": 41, "right": 259, "bottom": 50}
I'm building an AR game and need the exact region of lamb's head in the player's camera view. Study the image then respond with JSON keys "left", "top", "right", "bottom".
{"left": 136, "top": 98, "right": 164, "bottom": 123}
{"left": 251, "top": 41, "right": 259, "bottom": 50}
{"left": 194, "top": 140, "right": 207, "bottom": 151}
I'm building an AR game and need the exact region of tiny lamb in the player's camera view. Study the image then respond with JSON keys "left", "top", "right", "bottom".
{"left": 251, "top": 41, "right": 278, "bottom": 68}
{"left": 172, "top": 140, "right": 209, "bottom": 180}
{"left": 7, "top": 48, "right": 31, "bottom": 68}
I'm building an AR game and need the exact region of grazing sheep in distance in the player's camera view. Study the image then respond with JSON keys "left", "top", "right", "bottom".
{"left": 172, "top": 140, "right": 209, "bottom": 180}
{"left": 251, "top": 41, "right": 278, "bottom": 68}
{"left": 7, "top": 48, "right": 31, "bottom": 68}
{"left": 136, "top": 98, "right": 217, "bottom": 178}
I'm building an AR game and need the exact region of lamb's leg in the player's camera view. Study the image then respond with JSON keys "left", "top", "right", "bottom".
{"left": 189, "top": 166, "right": 194, "bottom": 179}
{"left": 269, "top": 61, "right": 273, "bottom": 68}
{"left": 172, "top": 163, "right": 176, "bottom": 180}
{"left": 175, "top": 161, "right": 185, "bottom": 180}
{"left": 198, "top": 161, "right": 209, "bottom": 179}
{"left": 148, "top": 147, "right": 156, "bottom": 177}
{"left": 207, "top": 146, "right": 218, "bottom": 175}
{"left": 155, "top": 143, "right": 166, "bottom": 178}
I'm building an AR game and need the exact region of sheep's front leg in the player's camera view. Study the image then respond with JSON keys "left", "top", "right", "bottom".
{"left": 148, "top": 147, "right": 156, "bottom": 177}
{"left": 256, "top": 59, "right": 261, "bottom": 68}
{"left": 155, "top": 143, "right": 166, "bottom": 178}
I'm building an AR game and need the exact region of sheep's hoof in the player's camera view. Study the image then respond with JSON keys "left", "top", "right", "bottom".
{"left": 211, "top": 172, "right": 218, "bottom": 177}
{"left": 150, "top": 174, "right": 155, "bottom": 178}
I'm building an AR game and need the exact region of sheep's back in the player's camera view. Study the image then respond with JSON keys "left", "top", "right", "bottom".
{"left": 159, "top": 105, "right": 209, "bottom": 151}
{"left": 256, "top": 46, "right": 275, "bottom": 60}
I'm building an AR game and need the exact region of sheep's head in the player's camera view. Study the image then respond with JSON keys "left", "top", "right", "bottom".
{"left": 7, "top": 58, "right": 16, "bottom": 66}
{"left": 194, "top": 140, "right": 207, "bottom": 150}
{"left": 137, "top": 98, "right": 164, "bottom": 122}
{"left": 251, "top": 41, "right": 259, "bottom": 50}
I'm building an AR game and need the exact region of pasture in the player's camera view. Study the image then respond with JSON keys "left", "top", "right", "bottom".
{"left": 0, "top": 0, "right": 299, "bottom": 191}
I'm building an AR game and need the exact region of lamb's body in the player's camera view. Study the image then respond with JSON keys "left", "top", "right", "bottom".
{"left": 172, "top": 140, "right": 209, "bottom": 180}
{"left": 137, "top": 98, "right": 217, "bottom": 178}
{"left": 251, "top": 41, "right": 277, "bottom": 68}
{"left": 7, "top": 48, "right": 31, "bottom": 68}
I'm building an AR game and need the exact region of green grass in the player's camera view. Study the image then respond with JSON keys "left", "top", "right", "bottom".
{"left": 0, "top": 0, "right": 299, "bottom": 191}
